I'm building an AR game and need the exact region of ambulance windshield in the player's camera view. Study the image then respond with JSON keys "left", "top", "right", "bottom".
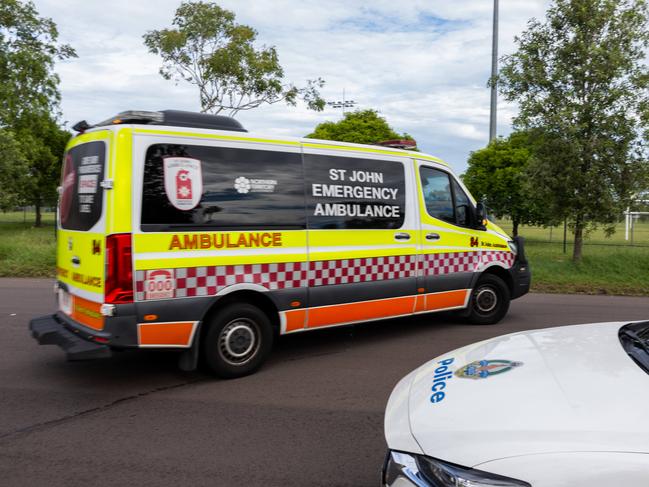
{"left": 59, "top": 141, "right": 106, "bottom": 231}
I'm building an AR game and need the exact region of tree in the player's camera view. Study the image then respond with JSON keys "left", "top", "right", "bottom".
{"left": 14, "top": 114, "right": 71, "bottom": 226}
{"left": 0, "top": 0, "right": 76, "bottom": 124}
{"left": 463, "top": 132, "right": 552, "bottom": 237}
{"left": 0, "top": 129, "right": 28, "bottom": 211}
{"left": 0, "top": 0, "right": 75, "bottom": 226}
{"left": 143, "top": 1, "right": 324, "bottom": 116}
{"left": 306, "top": 109, "right": 413, "bottom": 145}
{"left": 499, "top": 0, "right": 649, "bottom": 262}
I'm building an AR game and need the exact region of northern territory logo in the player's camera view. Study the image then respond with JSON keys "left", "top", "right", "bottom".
{"left": 455, "top": 359, "right": 523, "bottom": 380}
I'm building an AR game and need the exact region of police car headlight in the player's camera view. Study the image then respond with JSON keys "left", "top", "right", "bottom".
{"left": 507, "top": 240, "right": 518, "bottom": 255}
{"left": 383, "top": 451, "right": 531, "bottom": 487}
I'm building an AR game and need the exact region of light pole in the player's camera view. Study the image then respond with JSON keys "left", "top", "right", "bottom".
{"left": 326, "top": 88, "right": 357, "bottom": 115}
{"left": 489, "top": 0, "right": 499, "bottom": 142}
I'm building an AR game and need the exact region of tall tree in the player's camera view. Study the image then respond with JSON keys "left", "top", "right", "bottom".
{"left": 144, "top": 1, "right": 324, "bottom": 116}
{"left": 306, "top": 109, "right": 413, "bottom": 145}
{"left": 15, "top": 114, "right": 71, "bottom": 226}
{"left": 499, "top": 0, "right": 649, "bottom": 262}
{"left": 0, "top": 129, "right": 28, "bottom": 211}
{"left": 0, "top": 0, "right": 76, "bottom": 226}
{"left": 0, "top": 0, "right": 75, "bottom": 124}
{"left": 463, "top": 131, "right": 552, "bottom": 237}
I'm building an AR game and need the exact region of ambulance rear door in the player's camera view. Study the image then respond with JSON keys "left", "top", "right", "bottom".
{"left": 56, "top": 131, "right": 111, "bottom": 331}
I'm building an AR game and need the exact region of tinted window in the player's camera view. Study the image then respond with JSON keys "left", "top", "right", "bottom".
{"left": 420, "top": 166, "right": 454, "bottom": 224}
{"left": 453, "top": 179, "right": 472, "bottom": 227}
{"left": 59, "top": 141, "right": 106, "bottom": 231}
{"left": 141, "top": 144, "right": 305, "bottom": 231}
{"left": 304, "top": 154, "right": 405, "bottom": 229}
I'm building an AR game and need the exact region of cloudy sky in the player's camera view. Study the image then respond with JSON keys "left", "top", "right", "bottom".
{"left": 34, "top": 0, "right": 551, "bottom": 173}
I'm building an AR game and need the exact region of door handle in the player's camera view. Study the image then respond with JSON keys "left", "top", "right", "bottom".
{"left": 394, "top": 232, "right": 411, "bottom": 241}
{"left": 425, "top": 233, "right": 441, "bottom": 241}
{"left": 71, "top": 256, "right": 81, "bottom": 266}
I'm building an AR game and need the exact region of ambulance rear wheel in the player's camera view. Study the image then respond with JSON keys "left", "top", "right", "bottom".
{"left": 202, "top": 303, "right": 274, "bottom": 379}
{"left": 467, "top": 274, "right": 510, "bottom": 325}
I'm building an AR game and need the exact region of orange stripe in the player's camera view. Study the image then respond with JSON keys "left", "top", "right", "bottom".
{"left": 139, "top": 322, "right": 195, "bottom": 346}
{"left": 71, "top": 296, "right": 104, "bottom": 331}
{"left": 284, "top": 309, "right": 306, "bottom": 332}
{"left": 414, "top": 294, "right": 426, "bottom": 313}
{"left": 424, "top": 289, "right": 468, "bottom": 311}
{"left": 307, "top": 295, "right": 416, "bottom": 329}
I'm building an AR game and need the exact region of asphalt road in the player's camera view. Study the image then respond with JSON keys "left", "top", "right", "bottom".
{"left": 0, "top": 278, "right": 648, "bottom": 486}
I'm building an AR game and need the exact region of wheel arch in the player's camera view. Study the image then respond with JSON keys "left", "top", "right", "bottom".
{"left": 199, "top": 289, "right": 281, "bottom": 340}
{"left": 477, "top": 264, "right": 514, "bottom": 296}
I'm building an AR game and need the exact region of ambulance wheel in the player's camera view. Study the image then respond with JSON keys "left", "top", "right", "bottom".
{"left": 467, "top": 274, "right": 510, "bottom": 325}
{"left": 202, "top": 303, "right": 274, "bottom": 379}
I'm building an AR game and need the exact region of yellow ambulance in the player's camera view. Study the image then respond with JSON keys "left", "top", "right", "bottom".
{"left": 29, "top": 110, "right": 530, "bottom": 378}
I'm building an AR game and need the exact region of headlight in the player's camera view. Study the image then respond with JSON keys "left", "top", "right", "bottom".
{"left": 383, "top": 450, "right": 531, "bottom": 487}
{"left": 507, "top": 240, "right": 518, "bottom": 255}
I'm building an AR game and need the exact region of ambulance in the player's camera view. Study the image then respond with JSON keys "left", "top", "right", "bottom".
{"left": 29, "top": 110, "right": 530, "bottom": 378}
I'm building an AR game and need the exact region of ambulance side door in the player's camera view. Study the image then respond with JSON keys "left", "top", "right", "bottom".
{"left": 301, "top": 146, "right": 419, "bottom": 329}
{"left": 415, "top": 161, "right": 479, "bottom": 311}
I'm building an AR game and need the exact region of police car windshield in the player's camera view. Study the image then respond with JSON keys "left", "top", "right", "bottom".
{"left": 619, "top": 322, "right": 649, "bottom": 375}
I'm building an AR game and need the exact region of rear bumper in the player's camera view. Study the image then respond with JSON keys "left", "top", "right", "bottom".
{"left": 29, "top": 314, "right": 111, "bottom": 361}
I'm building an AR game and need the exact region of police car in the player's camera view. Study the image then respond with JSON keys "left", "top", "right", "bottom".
{"left": 383, "top": 321, "right": 649, "bottom": 486}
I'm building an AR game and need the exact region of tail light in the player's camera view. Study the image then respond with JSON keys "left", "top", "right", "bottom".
{"left": 105, "top": 233, "right": 133, "bottom": 304}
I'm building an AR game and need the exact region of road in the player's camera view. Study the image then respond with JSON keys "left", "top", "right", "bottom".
{"left": 0, "top": 278, "right": 647, "bottom": 486}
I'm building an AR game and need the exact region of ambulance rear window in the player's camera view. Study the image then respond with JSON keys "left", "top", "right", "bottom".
{"left": 140, "top": 144, "right": 305, "bottom": 231}
{"left": 59, "top": 141, "right": 106, "bottom": 231}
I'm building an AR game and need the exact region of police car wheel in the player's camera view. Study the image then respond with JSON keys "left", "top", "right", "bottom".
{"left": 202, "top": 303, "right": 274, "bottom": 379}
{"left": 467, "top": 274, "right": 510, "bottom": 325}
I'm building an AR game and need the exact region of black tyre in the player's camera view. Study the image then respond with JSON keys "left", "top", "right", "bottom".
{"left": 201, "top": 303, "right": 274, "bottom": 379}
{"left": 467, "top": 274, "right": 510, "bottom": 325}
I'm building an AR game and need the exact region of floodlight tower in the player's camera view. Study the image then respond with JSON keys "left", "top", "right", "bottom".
{"left": 326, "top": 89, "right": 357, "bottom": 115}
{"left": 489, "top": 0, "right": 499, "bottom": 142}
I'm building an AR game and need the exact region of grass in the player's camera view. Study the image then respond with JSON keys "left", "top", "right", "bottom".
{"left": 524, "top": 242, "right": 649, "bottom": 296}
{"left": 0, "top": 221, "right": 56, "bottom": 277}
{"left": 496, "top": 219, "right": 649, "bottom": 246}
{"left": 1, "top": 212, "right": 647, "bottom": 296}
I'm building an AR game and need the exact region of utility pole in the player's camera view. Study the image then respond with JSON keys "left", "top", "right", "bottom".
{"left": 489, "top": 0, "right": 499, "bottom": 142}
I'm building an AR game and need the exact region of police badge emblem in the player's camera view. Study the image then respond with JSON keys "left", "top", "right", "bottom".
{"left": 455, "top": 359, "right": 523, "bottom": 379}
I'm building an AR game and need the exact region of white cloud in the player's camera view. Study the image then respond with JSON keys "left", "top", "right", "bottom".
{"left": 35, "top": 0, "right": 552, "bottom": 173}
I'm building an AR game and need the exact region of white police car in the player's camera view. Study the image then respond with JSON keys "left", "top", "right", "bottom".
{"left": 383, "top": 321, "right": 649, "bottom": 486}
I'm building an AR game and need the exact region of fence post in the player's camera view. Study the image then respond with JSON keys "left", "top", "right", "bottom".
{"left": 563, "top": 219, "right": 567, "bottom": 254}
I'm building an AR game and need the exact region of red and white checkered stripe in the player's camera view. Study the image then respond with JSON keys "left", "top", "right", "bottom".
{"left": 309, "top": 255, "right": 418, "bottom": 287}
{"left": 135, "top": 250, "right": 514, "bottom": 301}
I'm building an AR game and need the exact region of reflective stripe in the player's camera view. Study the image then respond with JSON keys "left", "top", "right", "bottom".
{"left": 138, "top": 321, "right": 198, "bottom": 347}
{"left": 280, "top": 289, "right": 470, "bottom": 332}
{"left": 71, "top": 295, "right": 104, "bottom": 331}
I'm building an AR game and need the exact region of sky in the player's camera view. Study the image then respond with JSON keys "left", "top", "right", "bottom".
{"left": 34, "top": 0, "right": 551, "bottom": 174}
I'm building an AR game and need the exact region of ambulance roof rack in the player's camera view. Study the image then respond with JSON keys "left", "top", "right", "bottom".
{"left": 72, "top": 109, "right": 247, "bottom": 133}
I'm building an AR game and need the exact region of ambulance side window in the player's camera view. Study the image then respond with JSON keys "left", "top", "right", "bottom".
{"left": 304, "top": 154, "right": 406, "bottom": 230}
{"left": 140, "top": 144, "right": 306, "bottom": 231}
{"left": 420, "top": 166, "right": 474, "bottom": 227}
{"left": 420, "top": 166, "right": 454, "bottom": 224}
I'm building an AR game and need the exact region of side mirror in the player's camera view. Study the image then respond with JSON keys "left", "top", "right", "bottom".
{"left": 475, "top": 202, "right": 487, "bottom": 228}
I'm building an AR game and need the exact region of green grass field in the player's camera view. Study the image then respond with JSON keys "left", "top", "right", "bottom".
{"left": 0, "top": 222, "right": 56, "bottom": 277}
{"left": 1, "top": 211, "right": 647, "bottom": 295}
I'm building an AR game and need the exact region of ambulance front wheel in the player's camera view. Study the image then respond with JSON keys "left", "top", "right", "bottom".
{"left": 466, "top": 274, "right": 510, "bottom": 325}
{"left": 202, "top": 303, "right": 274, "bottom": 379}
